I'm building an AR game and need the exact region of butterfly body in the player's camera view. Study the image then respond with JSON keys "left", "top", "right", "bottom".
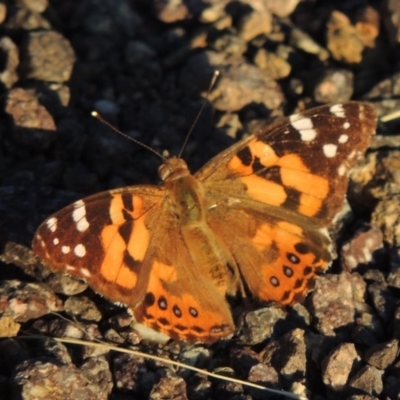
{"left": 33, "top": 102, "right": 376, "bottom": 343}
{"left": 162, "top": 156, "right": 238, "bottom": 318}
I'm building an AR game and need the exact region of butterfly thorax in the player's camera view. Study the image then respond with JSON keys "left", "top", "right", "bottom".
{"left": 159, "top": 157, "right": 204, "bottom": 225}
{"left": 160, "top": 156, "right": 236, "bottom": 294}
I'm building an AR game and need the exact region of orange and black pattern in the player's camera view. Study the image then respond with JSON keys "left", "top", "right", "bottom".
{"left": 33, "top": 102, "right": 376, "bottom": 343}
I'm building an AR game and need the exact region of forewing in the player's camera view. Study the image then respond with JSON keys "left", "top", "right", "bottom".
{"left": 197, "top": 102, "right": 376, "bottom": 226}
{"left": 33, "top": 186, "right": 164, "bottom": 306}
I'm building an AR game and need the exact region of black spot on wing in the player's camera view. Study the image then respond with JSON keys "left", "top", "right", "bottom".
{"left": 189, "top": 307, "right": 199, "bottom": 317}
{"left": 144, "top": 292, "right": 155, "bottom": 306}
{"left": 252, "top": 156, "right": 265, "bottom": 173}
{"left": 122, "top": 208, "right": 133, "bottom": 221}
{"left": 314, "top": 201, "right": 330, "bottom": 221}
{"left": 123, "top": 250, "right": 141, "bottom": 271}
{"left": 295, "top": 242, "right": 310, "bottom": 254}
{"left": 270, "top": 276, "right": 280, "bottom": 287}
{"left": 281, "top": 290, "right": 291, "bottom": 303}
{"left": 287, "top": 252, "right": 300, "bottom": 264}
{"left": 283, "top": 266, "right": 294, "bottom": 277}
{"left": 121, "top": 192, "right": 134, "bottom": 211}
{"left": 158, "top": 296, "right": 168, "bottom": 310}
{"left": 294, "top": 279, "right": 304, "bottom": 289}
{"left": 262, "top": 165, "right": 282, "bottom": 184}
{"left": 175, "top": 324, "right": 188, "bottom": 332}
{"left": 236, "top": 146, "right": 253, "bottom": 166}
{"left": 158, "top": 317, "right": 169, "bottom": 326}
{"left": 303, "top": 266, "right": 313, "bottom": 276}
{"left": 281, "top": 187, "right": 301, "bottom": 210}
{"left": 119, "top": 223, "right": 133, "bottom": 245}
{"left": 173, "top": 305, "right": 182, "bottom": 317}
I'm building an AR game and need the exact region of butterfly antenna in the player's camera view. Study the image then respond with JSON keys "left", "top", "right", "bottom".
{"left": 91, "top": 111, "right": 167, "bottom": 161}
{"left": 178, "top": 70, "right": 220, "bottom": 158}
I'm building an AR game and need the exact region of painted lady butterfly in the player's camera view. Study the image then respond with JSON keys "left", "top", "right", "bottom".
{"left": 32, "top": 102, "right": 376, "bottom": 343}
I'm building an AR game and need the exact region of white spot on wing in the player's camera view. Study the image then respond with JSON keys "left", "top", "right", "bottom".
{"left": 290, "top": 115, "right": 312, "bottom": 129}
{"left": 61, "top": 246, "right": 70, "bottom": 254}
{"left": 289, "top": 115, "right": 317, "bottom": 141}
{"left": 337, "top": 164, "right": 347, "bottom": 176}
{"left": 330, "top": 104, "right": 345, "bottom": 118}
{"left": 66, "top": 265, "right": 76, "bottom": 271}
{"left": 77, "top": 219, "right": 89, "bottom": 232}
{"left": 80, "top": 268, "right": 91, "bottom": 278}
{"left": 74, "top": 244, "right": 86, "bottom": 258}
{"left": 53, "top": 238, "right": 59, "bottom": 245}
{"left": 299, "top": 129, "right": 317, "bottom": 141}
{"left": 72, "top": 200, "right": 90, "bottom": 232}
{"left": 323, "top": 144, "right": 338, "bottom": 158}
{"left": 343, "top": 121, "right": 350, "bottom": 129}
{"left": 46, "top": 217, "right": 57, "bottom": 232}
{"left": 338, "top": 134, "right": 349, "bottom": 144}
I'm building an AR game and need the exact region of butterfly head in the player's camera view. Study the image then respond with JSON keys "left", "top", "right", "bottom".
{"left": 158, "top": 157, "right": 190, "bottom": 183}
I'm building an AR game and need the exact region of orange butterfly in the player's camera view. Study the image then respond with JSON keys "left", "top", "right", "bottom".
{"left": 32, "top": 102, "right": 376, "bottom": 343}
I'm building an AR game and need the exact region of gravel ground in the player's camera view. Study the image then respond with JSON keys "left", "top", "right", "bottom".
{"left": 1, "top": 0, "right": 400, "bottom": 399}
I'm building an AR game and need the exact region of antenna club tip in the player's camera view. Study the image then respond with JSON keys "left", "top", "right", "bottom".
{"left": 214, "top": 70, "right": 220, "bottom": 77}
{"left": 91, "top": 111, "right": 99, "bottom": 117}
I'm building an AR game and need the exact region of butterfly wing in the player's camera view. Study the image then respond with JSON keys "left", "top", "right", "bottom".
{"left": 33, "top": 186, "right": 165, "bottom": 306}
{"left": 131, "top": 215, "right": 234, "bottom": 342}
{"left": 206, "top": 206, "right": 332, "bottom": 304}
{"left": 198, "top": 102, "right": 375, "bottom": 225}
{"left": 33, "top": 186, "right": 234, "bottom": 343}
{"left": 197, "top": 102, "right": 376, "bottom": 304}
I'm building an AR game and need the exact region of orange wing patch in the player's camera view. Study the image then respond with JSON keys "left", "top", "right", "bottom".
{"left": 227, "top": 139, "right": 330, "bottom": 217}
{"left": 99, "top": 193, "right": 150, "bottom": 291}
{"left": 251, "top": 221, "right": 329, "bottom": 304}
{"left": 133, "top": 260, "right": 234, "bottom": 343}
{"left": 208, "top": 205, "right": 332, "bottom": 306}
{"left": 33, "top": 188, "right": 163, "bottom": 307}
{"left": 108, "top": 194, "right": 150, "bottom": 262}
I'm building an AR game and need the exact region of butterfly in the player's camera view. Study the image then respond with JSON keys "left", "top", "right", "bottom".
{"left": 32, "top": 102, "right": 376, "bottom": 343}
